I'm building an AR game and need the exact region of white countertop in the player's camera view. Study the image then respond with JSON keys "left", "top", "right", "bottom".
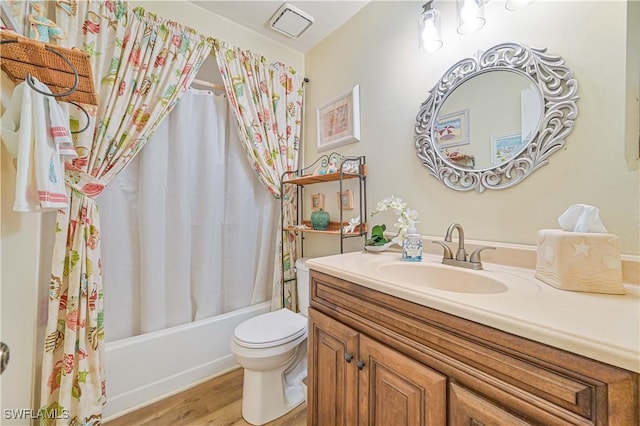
{"left": 306, "top": 250, "right": 640, "bottom": 373}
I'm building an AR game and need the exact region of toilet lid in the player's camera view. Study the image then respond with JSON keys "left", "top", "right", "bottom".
{"left": 234, "top": 308, "right": 307, "bottom": 349}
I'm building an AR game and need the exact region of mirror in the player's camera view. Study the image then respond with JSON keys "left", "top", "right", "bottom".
{"left": 415, "top": 43, "right": 579, "bottom": 192}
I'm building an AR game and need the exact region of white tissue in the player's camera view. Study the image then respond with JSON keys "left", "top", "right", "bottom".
{"left": 557, "top": 204, "right": 608, "bottom": 233}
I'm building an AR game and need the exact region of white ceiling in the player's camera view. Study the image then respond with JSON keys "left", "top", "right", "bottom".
{"left": 188, "top": 1, "right": 370, "bottom": 53}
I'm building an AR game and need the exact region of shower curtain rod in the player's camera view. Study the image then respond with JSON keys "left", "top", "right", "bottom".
{"left": 191, "top": 78, "right": 225, "bottom": 91}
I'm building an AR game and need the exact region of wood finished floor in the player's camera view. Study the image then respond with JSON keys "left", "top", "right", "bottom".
{"left": 104, "top": 368, "right": 307, "bottom": 426}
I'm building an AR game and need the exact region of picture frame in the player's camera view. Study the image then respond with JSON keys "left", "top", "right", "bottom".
{"left": 435, "top": 110, "right": 470, "bottom": 148}
{"left": 491, "top": 134, "right": 524, "bottom": 166}
{"left": 311, "top": 193, "right": 325, "bottom": 211}
{"left": 337, "top": 189, "right": 354, "bottom": 210}
{"left": 317, "top": 84, "right": 360, "bottom": 152}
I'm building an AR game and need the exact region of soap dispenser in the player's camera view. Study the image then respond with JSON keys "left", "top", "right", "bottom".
{"left": 402, "top": 222, "right": 423, "bottom": 262}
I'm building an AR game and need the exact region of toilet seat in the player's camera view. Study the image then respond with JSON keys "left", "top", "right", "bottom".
{"left": 233, "top": 308, "right": 307, "bottom": 349}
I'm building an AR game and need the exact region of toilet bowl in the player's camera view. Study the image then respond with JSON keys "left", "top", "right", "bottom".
{"left": 230, "top": 258, "right": 310, "bottom": 425}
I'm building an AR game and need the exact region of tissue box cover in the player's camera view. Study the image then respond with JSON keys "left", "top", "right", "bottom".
{"left": 535, "top": 229, "right": 624, "bottom": 294}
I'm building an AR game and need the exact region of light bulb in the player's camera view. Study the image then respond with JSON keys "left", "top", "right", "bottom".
{"left": 419, "top": 1, "right": 443, "bottom": 53}
{"left": 460, "top": 2, "right": 477, "bottom": 20}
{"left": 457, "top": 0, "right": 485, "bottom": 35}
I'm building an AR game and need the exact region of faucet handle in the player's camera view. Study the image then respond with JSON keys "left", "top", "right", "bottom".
{"left": 469, "top": 246, "right": 496, "bottom": 265}
{"left": 432, "top": 241, "right": 453, "bottom": 259}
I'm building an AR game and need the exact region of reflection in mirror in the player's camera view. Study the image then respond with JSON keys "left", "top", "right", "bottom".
{"left": 436, "top": 70, "right": 542, "bottom": 170}
{"left": 415, "top": 43, "right": 579, "bottom": 192}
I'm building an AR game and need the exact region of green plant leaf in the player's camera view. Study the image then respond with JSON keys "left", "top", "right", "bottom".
{"left": 365, "top": 224, "right": 390, "bottom": 246}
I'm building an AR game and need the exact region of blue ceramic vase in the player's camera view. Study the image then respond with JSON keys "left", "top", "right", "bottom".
{"left": 310, "top": 209, "right": 330, "bottom": 230}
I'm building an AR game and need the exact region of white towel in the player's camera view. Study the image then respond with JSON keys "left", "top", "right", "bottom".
{"left": 0, "top": 77, "right": 77, "bottom": 212}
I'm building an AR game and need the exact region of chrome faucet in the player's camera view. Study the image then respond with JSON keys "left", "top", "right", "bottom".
{"left": 432, "top": 223, "right": 495, "bottom": 270}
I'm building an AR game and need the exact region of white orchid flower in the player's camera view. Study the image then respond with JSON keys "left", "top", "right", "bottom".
{"left": 369, "top": 195, "right": 420, "bottom": 245}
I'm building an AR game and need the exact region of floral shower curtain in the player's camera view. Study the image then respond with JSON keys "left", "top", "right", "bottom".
{"left": 40, "top": 2, "right": 212, "bottom": 423}
{"left": 214, "top": 41, "right": 303, "bottom": 312}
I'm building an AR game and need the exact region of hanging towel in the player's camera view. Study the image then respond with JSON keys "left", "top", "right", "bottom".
{"left": 0, "top": 77, "right": 77, "bottom": 212}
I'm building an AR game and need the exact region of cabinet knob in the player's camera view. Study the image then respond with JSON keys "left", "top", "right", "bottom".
{"left": 357, "top": 360, "right": 365, "bottom": 370}
{"left": 345, "top": 353, "right": 353, "bottom": 363}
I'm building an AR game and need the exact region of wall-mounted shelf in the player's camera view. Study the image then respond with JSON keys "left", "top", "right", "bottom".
{"left": 284, "top": 169, "right": 364, "bottom": 186}
{"left": 0, "top": 31, "right": 98, "bottom": 105}
{"left": 286, "top": 220, "right": 367, "bottom": 236}
{"left": 279, "top": 154, "right": 367, "bottom": 309}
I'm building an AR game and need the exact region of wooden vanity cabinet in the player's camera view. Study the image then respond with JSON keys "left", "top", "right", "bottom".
{"left": 308, "top": 308, "right": 446, "bottom": 426}
{"left": 307, "top": 270, "right": 640, "bottom": 426}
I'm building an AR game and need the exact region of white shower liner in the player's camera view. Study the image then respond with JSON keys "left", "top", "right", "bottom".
{"left": 102, "top": 301, "right": 271, "bottom": 421}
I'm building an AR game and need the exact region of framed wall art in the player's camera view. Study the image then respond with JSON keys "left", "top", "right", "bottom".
{"left": 311, "top": 193, "right": 325, "bottom": 211}
{"left": 435, "top": 109, "right": 469, "bottom": 148}
{"left": 317, "top": 84, "right": 360, "bottom": 152}
{"left": 337, "top": 189, "right": 354, "bottom": 210}
{"left": 491, "top": 134, "right": 524, "bottom": 166}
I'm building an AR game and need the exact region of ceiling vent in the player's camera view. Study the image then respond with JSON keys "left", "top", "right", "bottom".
{"left": 269, "top": 3, "right": 314, "bottom": 39}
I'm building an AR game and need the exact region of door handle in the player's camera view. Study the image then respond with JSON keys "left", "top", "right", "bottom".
{"left": 357, "top": 360, "right": 365, "bottom": 370}
{"left": 0, "top": 342, "right": 9, "bottom": 375}
{"left": 345, "top": 353, "right": 353, "bottom": 363}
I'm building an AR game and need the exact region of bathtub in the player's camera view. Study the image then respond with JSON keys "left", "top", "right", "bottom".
{"left": 102, "top": 301, "right": 271, "bottom": 420}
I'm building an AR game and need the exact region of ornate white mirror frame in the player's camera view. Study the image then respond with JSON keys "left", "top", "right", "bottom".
{"left": 415, "top": 42, "right": 579, "bottom": 192}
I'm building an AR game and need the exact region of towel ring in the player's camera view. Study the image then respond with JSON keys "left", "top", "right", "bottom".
{"left": 0, "top": 39, "right": 79, "bottom": 97}
{"left": 68, "top": 101, "right": 90, "bottom": 134}
{"left": 1, "top": 38, "right": 92, "bottom": 134}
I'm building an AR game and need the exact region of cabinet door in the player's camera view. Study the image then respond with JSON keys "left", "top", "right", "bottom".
{"left": 308, "top": 308, "right": 359, "bottom": 426}
{"left": 449, "top": 383, "right": 533, "bottom": 426}
{"left": 359, "top": 335, "right": 446, "bottom": 426}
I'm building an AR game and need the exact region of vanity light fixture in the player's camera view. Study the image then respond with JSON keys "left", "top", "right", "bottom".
{"left": 419, "top": 0, "right": 443, "bottom": 53}
{"left": 456, "top": 0, "right": 486, "bottom": 35}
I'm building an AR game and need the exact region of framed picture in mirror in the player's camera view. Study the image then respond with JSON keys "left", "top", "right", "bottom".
{"left": 435, "top": 110, "right": 469, "bottom": 148}
{"left": 491, "top": 134, "right": 524, "bottom": 166}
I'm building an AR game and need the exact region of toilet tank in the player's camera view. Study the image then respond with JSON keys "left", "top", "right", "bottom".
{"left": 295, "top": 258, "right": 309, "bottom": 317}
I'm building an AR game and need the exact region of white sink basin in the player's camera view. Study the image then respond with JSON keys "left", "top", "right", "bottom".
{"left": 374, "top": 261, "right": 509, "bottom": 294}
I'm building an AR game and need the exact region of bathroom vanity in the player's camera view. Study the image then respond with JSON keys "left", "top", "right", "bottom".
{"left": 306, "top": 250, "right": 639, "bottom": 425}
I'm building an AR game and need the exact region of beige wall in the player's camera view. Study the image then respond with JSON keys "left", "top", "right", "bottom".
{"left": 303, "top": 1, "right": 640, "bottom": 257}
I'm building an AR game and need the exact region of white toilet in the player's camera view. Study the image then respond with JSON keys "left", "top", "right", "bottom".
{"left": 230, "top": 258, "right": 310, "bottom": 425}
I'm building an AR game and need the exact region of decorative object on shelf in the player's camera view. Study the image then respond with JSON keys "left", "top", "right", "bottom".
{"left": 310, "top": 209, "right": 330, "bottom": 230}
{"left": 341, "top": 158, "right": 360, "bottom": 173}
{"left": 317, "top": 84, "right": 360, "bottom": 152}
{"left": 337, "top": 189, "right": 354, "bottom": 210}
{"left": 290, "top": 223, "right": 311, "bottom": 230}
{"left": 312, "top": 152, "right": 343, "bottom": 175}
{"left": 311, "top": 193, "right": 325, "bottom": 211}
{"left": 366, "top": 195, "right": 419, "bottom": 247}
{"left": 444, "top": 149, "right": 475, "bottom": 169}
{"left": 343, "top": 216, "right": 361, "bottom": 234}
